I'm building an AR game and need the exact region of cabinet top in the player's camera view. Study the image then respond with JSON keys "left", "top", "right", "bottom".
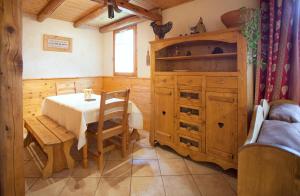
{"left": 150, "top": 27, "right": 242, "bottom": 47}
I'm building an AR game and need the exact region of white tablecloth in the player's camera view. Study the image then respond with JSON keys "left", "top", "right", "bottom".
{"left": 41, "top": 93, "right": 143, "bottom": 149}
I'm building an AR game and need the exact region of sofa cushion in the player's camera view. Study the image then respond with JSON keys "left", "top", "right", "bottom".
{"left": 257, "top": 120, "right": 300, "bottom": 153}
{"left": 269, "top": 104, "right": 300, "bottom": 123}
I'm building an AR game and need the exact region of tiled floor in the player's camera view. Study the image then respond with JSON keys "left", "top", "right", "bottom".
{"left": 25, "top": 130, "right": 237, "bottom": 196}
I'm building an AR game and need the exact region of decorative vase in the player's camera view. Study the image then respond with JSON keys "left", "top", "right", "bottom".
{"left": 221, "top": 9, "right": 246, "bottom": 28}
{"left": 83, "top": 89, "right": 92, "bottom": 100}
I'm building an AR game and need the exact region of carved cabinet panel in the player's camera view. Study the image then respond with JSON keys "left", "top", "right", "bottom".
{"left": 154, "top": 87, "right": 174, "bottom": 144}
{"left": 206, "top": 91, "right": 238, "bottom": 162}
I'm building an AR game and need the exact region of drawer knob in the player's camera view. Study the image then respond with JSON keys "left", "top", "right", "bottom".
{"left": 162, "top": 111, "right": 166, "bottom": 115}
{"left": 218, "top": 122, "right": 224, "bottom": 128}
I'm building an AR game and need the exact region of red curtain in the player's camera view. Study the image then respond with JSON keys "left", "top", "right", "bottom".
{"left": 255, "top": 0, "right": 294, "bottom": 103}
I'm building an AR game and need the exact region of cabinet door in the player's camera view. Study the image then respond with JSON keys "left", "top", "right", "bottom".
{"left": 154, "top": 88, "right": 174, "bottom": 144}
{"left": 206, "top": 92, "right": 237, "bottom": 161}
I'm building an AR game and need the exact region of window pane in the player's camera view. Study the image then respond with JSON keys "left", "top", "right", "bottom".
{"left": 115, "top": 28, "right": 134, "bottom": 74}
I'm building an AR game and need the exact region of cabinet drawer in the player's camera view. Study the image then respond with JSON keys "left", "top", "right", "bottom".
{"left": 206, "top": 77, "right": 237, "bottom": 89}
{"left": 178, "top": 105, "right": 202, "bottom": 122}
{"left": 177, "top": 135, "right": 202, "bottom": 152}
{"left": 178, "top": 89, "right": 202, "bottom": 106}
{"left": 177, "top": 120, "right": 202, "bottom": 138}
{"left": 154, "top": 75, "right": 174, "bottom": 87}
{"left": 178, "top": 76, "right": 203, "bottom": 87}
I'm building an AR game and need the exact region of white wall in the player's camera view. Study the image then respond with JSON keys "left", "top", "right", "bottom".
{"left": 102, "top": 0, "right": 258, "bottom": 78}
{"left": 22, "top": 15, "right": 103, "bottom": 79}
{"left": 23, "top": 0, "right": 258, "bottom": 79}
{"left": 163, "top": 0, "right": 258, "bottom": 38}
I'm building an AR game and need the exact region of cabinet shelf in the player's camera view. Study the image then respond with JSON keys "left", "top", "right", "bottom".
{"left": 156, "top": 52, "right": 237, "bottom": 61}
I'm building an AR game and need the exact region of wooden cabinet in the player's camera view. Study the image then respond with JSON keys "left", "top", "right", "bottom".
{"left": 154, "top": 87, "right": 174, "bottom": 144}
{"left": 150, "top": 29, "right": 252, "bottom": 170}
{"left": 206, "top": 92, "right": 237, "bottom": 162}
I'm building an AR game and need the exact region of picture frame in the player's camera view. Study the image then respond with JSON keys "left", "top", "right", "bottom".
{"left": 43, "top": 34, "right": 72, "bottom": 53}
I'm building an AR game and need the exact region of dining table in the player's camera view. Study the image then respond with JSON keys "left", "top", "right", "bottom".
{"left": 41, "top": 93, "right": 144, "bottom": 150}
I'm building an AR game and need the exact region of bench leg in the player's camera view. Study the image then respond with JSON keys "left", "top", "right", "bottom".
{"left": 82, "top": 144, "right": 88, "bottom": 168}
{"left": 43, "top": 146, "right": 53, "bottom": 178}
{"left": 63, "top": 140, "right": 75, "bottom": 169}
{"left": 24, "top": 132, "right": 34, "bottom": 147}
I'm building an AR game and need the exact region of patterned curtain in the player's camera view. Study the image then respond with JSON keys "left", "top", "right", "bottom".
{"left": 255, "top": 0, "right": 294, "bottom": 103}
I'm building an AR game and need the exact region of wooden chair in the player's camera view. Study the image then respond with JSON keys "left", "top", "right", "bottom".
{"left": 83, "top": 89, "right": 130, "bottom": 171}
{"left": 55, "top": 81, "right": 76, "bottom": 95}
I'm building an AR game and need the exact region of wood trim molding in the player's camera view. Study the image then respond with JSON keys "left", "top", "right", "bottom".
{"left": 74, "top": 4, "right": 107, "bottom": 28}
{"left": 113, "top": 25, "right": 137, "bottom": 77}
{"left": 23, "top": 76, "right": 151, "bottom": 130}
{"left": 99, "top": 15, "right": 145, "bottom": 33}
{"left": 37, "top": 0, "right": 66, "bottom": 22}
{"left": 0, "top": 0, "right": 24, "bottom": 195}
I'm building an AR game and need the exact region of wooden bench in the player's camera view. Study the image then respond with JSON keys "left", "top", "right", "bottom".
{"left": 24, "top": 115, "right": 75, "bottom": 178}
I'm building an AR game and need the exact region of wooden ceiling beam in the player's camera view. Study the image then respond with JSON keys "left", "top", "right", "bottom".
{"left": 94, "top": 0, "right": 162, "bottom": 21}
{"left": 74, "top": 5, "right": 107, "bottom": 28}
{"left": 37, "top": 0, "right": 66, "bottom": 22}
{"left": 117, "top": 0, "right": 161, "bottom": 21}
{"left": 99, "top": 15, "right": 146, "bottom": 33}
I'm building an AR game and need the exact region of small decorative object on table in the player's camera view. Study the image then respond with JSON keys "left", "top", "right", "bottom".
{"left": 212, "top": 47, "right": 224, "bottom": 54}
{"left": 190, "top": 17, "right": 206, "bottom": 34}
{"left": 83, "top": 89, "right": 93, "bottom": 101}
{"left": 150, "top": 21, "right": 173, "bottom": 39}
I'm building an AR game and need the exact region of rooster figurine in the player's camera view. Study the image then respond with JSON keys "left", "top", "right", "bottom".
{"left": 150, "top": 21, "right": 173, "bottom": 39}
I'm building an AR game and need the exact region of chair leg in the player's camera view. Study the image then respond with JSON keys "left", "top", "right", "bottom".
{"left": 97, "top": 140, "right": 104, "bottom": 172}
{"left": 97, "top": 152, "right": 104, "bottom": 173}
{"left": 122, "top": 132, "right": 127, "bottom": 157}
{"left": 82, "top": 144, "right": 88, "bottom": 168}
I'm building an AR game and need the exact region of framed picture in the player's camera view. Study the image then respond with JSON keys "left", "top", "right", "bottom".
{"left": 43, "top": 34, "right": 72, "bottom": 53}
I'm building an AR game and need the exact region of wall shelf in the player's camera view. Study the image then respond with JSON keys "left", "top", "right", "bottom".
{"left": 156, "top": 52, "right": 237, "bottom": 61}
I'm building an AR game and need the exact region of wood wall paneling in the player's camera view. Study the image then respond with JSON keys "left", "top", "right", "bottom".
{"left": 23, "top": 77, "right": 151, "bottom": 130}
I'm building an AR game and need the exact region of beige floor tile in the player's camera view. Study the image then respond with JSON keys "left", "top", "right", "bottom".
{"left": 95, "top": 177, "right": 131, "bottom": 196}
{"left": 25, "top": 178, "right": 38, "bottom": 192}
{"left": 162, "top": 175, "right": 201, "bottom": 196}
{"left": 134, "top": 130, "right": 152, "bottom": 148}
{"left": 60, "top": 177, "right": 100, "bottom": 196}
{"left": 26, "top": 178, "right": 69, "bottom": 196}
{"left": 184, "top": 159, "right": 221, "bottom": 174}
{"left": 193, "top": 174, "right": 236, "bottom": 196}
{"left": 71, "top": 160, "right": 101, "bottom": 178}
{"left": 102, "top": 159, "right": 132, "bottom": 177}
{"left": 24, "top": 160, "right": 42, "bottom": 178}
{"left": 159, "top": 159, "right": 190, "bottom": 175}
{"left": 107, "top": 147, "right": 133, "bottom": 161}
{"left": 155, "top": 146, "right": 183, "bottom": 160}
{"left": 52, "top": 168, "right": 74, "bottom": 178}
{"left": 132, "top": 159, "right": 160, "bottom": 177}
{"left": 131, "top": 176, "right": 165, "bottom": 196}
{"left": 132, "top": 146, "right": 157, "bottom": 160}
{"left": 223, "top": 173, "right": 237, "bottom": 193}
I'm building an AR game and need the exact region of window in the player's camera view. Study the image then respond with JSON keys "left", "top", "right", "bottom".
{"left": 113, "top": 25, "right": 137, "bottom": 76}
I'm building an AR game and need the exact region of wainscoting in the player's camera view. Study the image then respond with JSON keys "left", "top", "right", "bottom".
{"left": 23, "top": 76, "right": 151, "bottom": 130}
